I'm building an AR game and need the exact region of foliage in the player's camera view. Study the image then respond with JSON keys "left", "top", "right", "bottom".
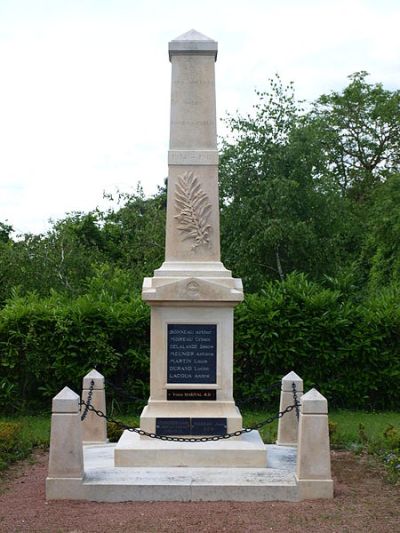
{"left": 219, "top": 76, "right": 355, "bottom": 291}
{"left": 0, "top": 287, "right": 150, "bottom": 413}
{"left": 360, "top": 174, "right": 400, "bottom": 289}
{"left": 0, "top": 421, "right": 27, "bottom": 470}
{"left": 0, "top": 273, "right": 399, "bottom": 412}
{"left": 0, "top": 416, "right": 50, "bottom": 470}
{"left": 233, "top": 273, "right": 400, "bottom": 410}
{"left": 311, "top": 72, "right": 400, "bottom": 201}
{"left": 0, "top": 188, "right": 166, "bottom": 305}
{"left": 219, "top": 72, "right": 400, "bottom": 292}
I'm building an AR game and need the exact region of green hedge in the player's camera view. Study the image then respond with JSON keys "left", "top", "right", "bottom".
{"left": 234, "top": 275, "right": 400, "bottom": 410}
{"left": 0, "top": 293, "right": 150, "bottom": 412}
{"left": 0, "top": 274, "right": 399, "bottom": 412}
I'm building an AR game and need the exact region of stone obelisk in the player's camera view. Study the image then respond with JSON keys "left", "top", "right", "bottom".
{"left": 114, "top": 30, "right": 266, "bottom": 467}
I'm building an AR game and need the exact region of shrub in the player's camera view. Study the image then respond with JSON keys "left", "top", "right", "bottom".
{"left": 233, "top": 274, "right": 400, "bottom": 409}
{"left": 0, "top": 291, "right": 150, "bottom": 412}
{"left": 0, "top": 421, "right": 28, "bottom": 469}
{"left": 0, "top": 273, "right": 399, "bottom": 412}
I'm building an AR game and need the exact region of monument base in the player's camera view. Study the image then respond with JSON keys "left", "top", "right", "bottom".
{"left": 47, "top": 443, "right": 307, "bottom": 501}
{"left": 114, "top": 430, "right": 267, "bottom": 468}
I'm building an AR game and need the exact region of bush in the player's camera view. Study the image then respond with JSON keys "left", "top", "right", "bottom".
{"left": 0, "top": 273, "right": 399, "bottom": 412}
{"left": 0, "top": 291, "right": 150, "bottom": 412}
{"left": 0, "top": 421, "right": 28, "bottom": 469}
{"left": 233, "top": 274, "right": 400, "bottom": 409}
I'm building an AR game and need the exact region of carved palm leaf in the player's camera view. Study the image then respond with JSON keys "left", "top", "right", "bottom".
{"left": 174, "top": 171, "right": 212, "bottom": 249}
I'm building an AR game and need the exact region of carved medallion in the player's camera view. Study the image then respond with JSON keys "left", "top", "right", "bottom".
{"left": 186, "top": 280, "right": 200, "bottom": 298}
{"left": 174, "top": 171, "right": 211, "bottom": 249}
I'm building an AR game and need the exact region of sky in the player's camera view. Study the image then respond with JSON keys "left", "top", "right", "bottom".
{"left": 0, "top": 0, "right": 399, "bottom": 235}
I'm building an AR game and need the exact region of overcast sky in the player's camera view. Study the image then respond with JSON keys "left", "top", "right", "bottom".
{"left": 1, "top": 0, "right": 399, "bottom": 235}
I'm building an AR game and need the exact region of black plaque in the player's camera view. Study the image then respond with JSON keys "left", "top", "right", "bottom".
{"left": 156, "top": 417, "right": 190, "bottom": 436}
{"left": 155, "top": 417, "right": 227, "bottom": 436}
{"left": 167, "top": 389, "right": 216, "bottom": 401}
{"left": 191, "top": 418, "right": 227, "bottom": 436}
{"left": 167, "top": 324, "right": 217, "bottom": 384}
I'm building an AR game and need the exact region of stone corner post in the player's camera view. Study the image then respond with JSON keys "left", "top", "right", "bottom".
{"left": 295, "top": 388, "right": 334, "bottom": 500}
{"left": 276, "top": 371, "right": 303, "bottom": 446}
{"left": 81, "top": 369, "right": 107, "bottom": 444}
{"left": 46, "top": 387, "right": 84, "bottom": 499}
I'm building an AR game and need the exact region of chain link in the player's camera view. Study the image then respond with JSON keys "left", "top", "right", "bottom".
{"left": 80, "top": 379, "right": 95, "bottom": 421}
{"left": 79, "top": 398, "right": 297, "bottom": 442}
{"left": 291, "top": 382, "right": 301, "bottom": 421}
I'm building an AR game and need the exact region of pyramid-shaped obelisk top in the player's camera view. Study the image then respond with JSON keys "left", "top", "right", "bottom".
{"left": 169, "top": 29, "right": 217, "bottom": 60}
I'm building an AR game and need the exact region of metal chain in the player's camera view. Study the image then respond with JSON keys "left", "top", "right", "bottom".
{"left": 80, "top": 379, "right": 95, "bottom": 421}
{"left": 292, "top": 382, "right": 301, "bottom": 421}
{"left": 79, "top": 398, "right": 297, "bottom": 442}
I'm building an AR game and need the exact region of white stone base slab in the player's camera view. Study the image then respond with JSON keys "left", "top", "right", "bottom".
{"left": 114, "top": 430, "right": 267, "bottom": 467}
{"left": 47, "top": 443, "right": 302, "bottom": 502}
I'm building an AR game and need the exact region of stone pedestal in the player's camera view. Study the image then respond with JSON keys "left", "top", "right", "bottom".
{"left": 46, "top": 387, "right": 84, "bottom": 499}
{"left": 276, "top": 371, "right": 303, "bottom": 446}
{"left": 114, "top": 29, "right": 266, "bottom": 468}
{"left": 81, "top": 369, "right": 108, "bottom": 444}
{"left": 295, "top": 389, "right": 334, "bottom": 499}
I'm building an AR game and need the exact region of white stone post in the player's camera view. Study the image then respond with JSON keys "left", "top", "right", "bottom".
{"left": 46, "top": 387, "right": 84, "bottom": 499}
{"left": 295, "top": 388, "right": 334, "bottom": 500}
{"left": 81, "top": 369, "right": 107, "bottom": 444}
{"left": 276, "top": 371, "right": 303, "bottom": 446}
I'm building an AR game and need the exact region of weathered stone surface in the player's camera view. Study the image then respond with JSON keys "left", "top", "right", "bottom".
{"left": 52, "top": 386, "right": 80, "bottom": 413}
{"left": 81, "top": 369, "right": 108, "bottom": 444}
{"left": 49, "top": 443, "right": 299, "bottom": 502}
{"left": 281, "top": 370, "right": 303, "bottom": 392}
{"left": 115, "top": 430, "right": 267, "bottom": 468}
{"left": 295, "top": 388, "right": 333, "bottom": 499}
{"left": 82, "top": 369, "right": 105, "bottom": 390}
{"left": 301, "top": 388, "right": 328, "bottom": 414}
{"left": 276, "top": 371, "right": 303, "bottom": 446}
{"left": 47, "top": 387, "right": 83, "bottom": 482}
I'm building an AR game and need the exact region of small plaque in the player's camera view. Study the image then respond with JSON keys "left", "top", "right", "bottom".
{"left": 168, "top": 324, "right": 217, "bottom": 384}
{"left": 191, "top": 418, "right": 227, "bottom": 436}
{"left": 156, "top": 417, "right": 190, "bottom": 436}
{"left": 167, "top": 389, "right": 216, "bottom": 401}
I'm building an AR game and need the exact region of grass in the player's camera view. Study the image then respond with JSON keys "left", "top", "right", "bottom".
{"left": 1, "top": 410, "right": 399, "bottom": 481}
{"left": 329, "top": 410, "right": 400, "bottom": 450}
{"left": 0, "top": 415, "right": 50, "bottom": 473}
{"left": 239, "top": 409, "right": 400, "bottom": 447}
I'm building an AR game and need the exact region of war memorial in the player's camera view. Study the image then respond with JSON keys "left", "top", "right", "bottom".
{"left": 46, "top": 30, "right": 333, "bottom": 502}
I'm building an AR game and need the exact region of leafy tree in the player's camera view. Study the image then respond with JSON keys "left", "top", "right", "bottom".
{"left": 219, "top": 76, "right": 346, "bottom": 291}
{"left": 100, "top": 186, "right": 166, "bottom": 287}
{"left": 311, "top": 72, "right": 400, "bottom": 202}
{"left": 361, "top": 174, "right": 400, "bottom": 289}
{"left": 0, "top": 222, "right": 13, "bottom": 243}
{"left": 0, "top": 187, "right": 166, "bottom": 305}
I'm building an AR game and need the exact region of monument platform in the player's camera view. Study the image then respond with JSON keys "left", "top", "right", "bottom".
{"left": 46, "top": 443, "right": 299, "bottom": 502}
{"left": 114, "top": 430, "right": 267, "bottom": 467}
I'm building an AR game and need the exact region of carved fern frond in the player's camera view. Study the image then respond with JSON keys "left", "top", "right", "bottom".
{"left": 174, "top": 171, "right": 212, "bottom": 249}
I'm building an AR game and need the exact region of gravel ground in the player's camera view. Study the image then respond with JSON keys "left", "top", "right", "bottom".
{"left": 0, "top": 450, "right": 399, "bottom": 532}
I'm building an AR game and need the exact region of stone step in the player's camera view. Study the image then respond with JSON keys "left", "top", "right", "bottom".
{"left": 46, "top": 443, "right": 299, "bottom": 502}
{"left": 114, "top": 430, "right": 268, "bottom": 468}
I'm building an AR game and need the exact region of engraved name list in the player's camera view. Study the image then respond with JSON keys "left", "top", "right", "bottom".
{"left": 167, "top": 324, "right": 217, "bottom": 384}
